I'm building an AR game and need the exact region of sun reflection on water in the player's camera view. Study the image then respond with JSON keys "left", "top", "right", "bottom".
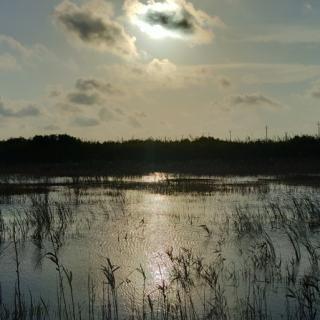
{"left": 141, "top": 172, "right": 171, "bottom": 183}
{"left": 148, "top": 253, "right": 171, "bottom": 287}
{"left": 140, "top": 192, "right": 174, "bottom": 288}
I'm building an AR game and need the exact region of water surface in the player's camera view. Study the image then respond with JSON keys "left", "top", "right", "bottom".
{"left": 1, "top": 174, "right": 320, "bottom": 319}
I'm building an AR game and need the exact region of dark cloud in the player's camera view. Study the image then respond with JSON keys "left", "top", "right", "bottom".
{"left": 55, "top": 1, "right": 138, "bottom": 58}
{"left": 67, "top": 92, "right": 100, "bottom": 105}
{"left": 311, "top": 87, "right": 320, "bottom": 98}
{"left": 75, "top": 78, "right": 120, "bottom": 95}
{"left": 56, "top": 102, "right": 81, "bottom": 114}
{"left": 73, "top": 116, "right": 100, "bottom": 127}
{"left": 114, "top": 107, "right": 125, "bottom": 115}
{"left": 0, "top": 100, "right": 40, "bottom": 118}
{"left": 232, "top": 93, "right": 279, "bottom": 107}
{"left": 219, "top": 78, "right": 231, "bottom": 88}
{"left": 99, "top": 107, "right": 116, "bottom": 122}
{"left": 128, "top": 115, "right": 142, "bottom": 128}
{"left": 143, "top": 8, "right": 194, "bottom": 34}
{"left": 66, "top": 77, "right": 122, "bottom": 106}
{"left": 49, "top": 89, "right": 62, "bottom": 98}
{"left": 135, "top": 111, "right": 147, "bottom": 118}
{"left": 15, "top": 105, "right": 40, "bottom": 117}
{"left": 125, "top": 0, "right": 224, "bottom": 44}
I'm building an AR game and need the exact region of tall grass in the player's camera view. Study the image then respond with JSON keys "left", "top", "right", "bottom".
{"left": 1, "top": 183, "right": 320, "bottom": 319}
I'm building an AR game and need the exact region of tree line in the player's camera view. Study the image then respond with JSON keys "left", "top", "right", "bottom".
{"left": 0, "top": 134, "right": 319, "bottom": 165}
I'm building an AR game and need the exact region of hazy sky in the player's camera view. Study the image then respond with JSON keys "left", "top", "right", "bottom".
{"left": 0, "top": 0, "right": 320, "bottom": 141}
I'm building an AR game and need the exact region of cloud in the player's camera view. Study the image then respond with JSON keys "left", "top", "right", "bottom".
{"left": 124, "top": 0, "right": 224, "bottom": 44}
{"left": 127, "top": 115, "right": 142, "bottom": 128}
{"left": 198, "top": 63, "right": 320, "bottom": 85}
{"left": 134, "top": 111, "right": 147, "bottom": 118}
{"left": 101, "top": 58, "right": 212, "bottom": 92}
{"left": 75, "top": 78, "right": 121, "bottom": 94}
{"left": 0, "top": 53, "right": 19, "bottom": 71}
{"left": 56, "top": 102, "right": 81, "bottom": 114}
{"left": 98, "top": 62, "right": 320, "bottom": 106}
{"left": 219, "top": 77, "right": 231, "bottom": 88}
{"left": 0, "top": 34, "right": 33, "bottom": 57}
{"left": 242, "top": 25, "right": 320, "bottom": 45}
{"left": 67, "top": 91, "right": 101, "bottom": 105}
{"left": 304, "top": 2, "right": 312, "bottom": 11}
{"left": 62, "top": 77, "right": 122, "bottom": 107}
{"left": 0, "top": 34, "right": 71, "bottom": 72}
{"left": 303, "top": 81, "right": 320, "bottom": 99}
{"left": 54, "top": 0, "right": 138, "bottom": 58}
{"left": 0, "top": 34, "right": 53, "bottom": 61}
{"left": 310, "top": 86, "right": 320, "bottom": 99}
{"left": 98, "top": 106, "right": 145, "bottom": 128}
{"left": 72, "top": 116, "right": 100, "bottom": 127}
{"left": 47, "top": 86, "right": 63, "bottom": 98}
{"left": 0, "top": 99, "right": 40, "bottom": 118}
{"left": 99, "top": 107, "right": 116, "bottom": 122}
{"left": 231, "top": 93, "right": 280, "bottom": 107}
{"left": 147, "top": 58, "right": 177, "bottom": 73}
{"left": 43, "top": 124, "right": 60, "bottom": 131}
{"left": 115, "top": 107, "right": 125, "bottom": 115}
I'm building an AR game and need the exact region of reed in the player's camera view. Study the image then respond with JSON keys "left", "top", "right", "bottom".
{"left": 1, "top": 180, "right": 320, "bottom": 319}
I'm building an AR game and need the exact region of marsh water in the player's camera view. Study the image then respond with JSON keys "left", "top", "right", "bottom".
{"left": 1, "top": 174, "right": 320, "bottom": 319}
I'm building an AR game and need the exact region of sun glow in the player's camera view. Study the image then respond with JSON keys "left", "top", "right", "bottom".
{"left": 129, "top": 2, "right": 183, "bottom": 39}
{"left": 134, "top": 21, "right": 180, "bottom": 39}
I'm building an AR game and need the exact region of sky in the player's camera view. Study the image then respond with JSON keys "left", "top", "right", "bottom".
{"left": 0, "top": 0, "right": 320, "bottom": 141}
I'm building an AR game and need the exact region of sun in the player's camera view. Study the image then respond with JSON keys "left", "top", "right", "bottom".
{"left": 129, "top": 2, "right": 183, "bottom": 40}
{"left": 134, "top": 21, "right": 178, "bottom": 39}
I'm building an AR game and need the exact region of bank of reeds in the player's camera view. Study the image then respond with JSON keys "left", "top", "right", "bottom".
{"left": 1, "top": 193, "right": 320, "bottom": 319}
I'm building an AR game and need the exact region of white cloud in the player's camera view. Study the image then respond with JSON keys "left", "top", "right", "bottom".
{"left": 100, "top": 58, "right": 218, "bottom": 93}
{"left": 0, "top": 34, "right": 52, "bottom": 61}
{"left": 0, "top": 53, "right": 19, "bottom": 71}
{"left": 100, "top": 61, "right": 320, "bottom": 95}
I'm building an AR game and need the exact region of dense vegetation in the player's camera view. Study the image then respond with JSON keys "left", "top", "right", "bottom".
{"left": 0, "top": 134, "right": 320, "bottom": 175}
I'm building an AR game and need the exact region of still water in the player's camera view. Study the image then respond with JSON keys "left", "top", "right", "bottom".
{"left": 0, "top": 174, "right": 320, "bottom": 319}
